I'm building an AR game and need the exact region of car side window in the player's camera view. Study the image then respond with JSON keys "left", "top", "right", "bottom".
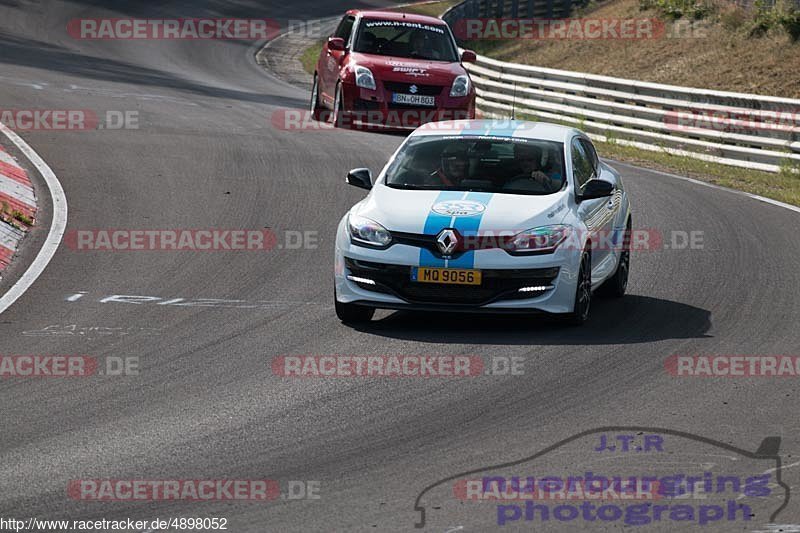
{"left": 579, "top": 138, "right": 600, "bottom": 174}
{"left": 571, "top": 139, "right": 595, "bottom": 189}
{"left": 334, "top": 15, "right": 355, "bottom": 44}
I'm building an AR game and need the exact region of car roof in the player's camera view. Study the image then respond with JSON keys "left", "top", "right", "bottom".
{"left": 345, "top": 10, "right": 449, "bottom": 26}
{"left": 411, "top": 120, "right": 581, "bottom": 143}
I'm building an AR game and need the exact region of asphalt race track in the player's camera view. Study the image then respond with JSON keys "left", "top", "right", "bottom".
{"left": 0, "top": 1, "right": 799, "bottom": 532}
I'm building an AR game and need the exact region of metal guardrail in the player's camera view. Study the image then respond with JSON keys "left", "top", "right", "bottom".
{"left": 464, "top": 55, "right": 800, "bottom": 172}
{"left": 441, "top": 1, "right": 800, "bottom": 173}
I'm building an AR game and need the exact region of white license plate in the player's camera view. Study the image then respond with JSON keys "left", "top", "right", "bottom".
{"left": 392, "top": 93, "right": 435, "bottom": 106}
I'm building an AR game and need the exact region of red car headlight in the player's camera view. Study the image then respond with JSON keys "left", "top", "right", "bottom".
{"left": 449, "top": 75, "right": 470, "bottom": 97}
{"left": 355, "top": 66, "right": 376, "bottom": 90}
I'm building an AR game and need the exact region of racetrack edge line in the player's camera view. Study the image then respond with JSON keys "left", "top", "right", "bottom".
{"left": 0, "top": 123, "right": 68, "bottom": 315}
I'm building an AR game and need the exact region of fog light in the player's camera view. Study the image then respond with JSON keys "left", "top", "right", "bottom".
{"left": 348, "top": 275, "right": 376, "bottom": 285}
{"left": 518, "top": 285, "right": 553, "bottom": 293}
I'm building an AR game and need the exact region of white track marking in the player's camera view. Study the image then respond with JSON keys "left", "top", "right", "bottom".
{"left": 0, "top": 122, "right": 68, "bottom": 315}
{"left": 751, "top": 525, "right": 800, "bottom": 533}
{"left": 761, "top": 459, "right": 800, "bottom": 476}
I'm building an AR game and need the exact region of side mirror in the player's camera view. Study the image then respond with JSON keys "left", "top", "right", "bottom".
{"left": 461, "top": 49, "right": 477, "bottom": 63}
{"left": 346, "top": 168, "right": 373, "bottom": 190}
{"left": 328, "top": 37, "right": 346, "bottom": 52}
{"left": 578, "top": 179, "right": 614, "bottom": 201}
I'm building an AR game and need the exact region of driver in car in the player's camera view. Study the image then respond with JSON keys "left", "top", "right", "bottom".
{"left": 432, "top": 144, "right": 468, "bottom": 186}
{"left": 409, "top": 30, "right": 440, "bottom": 60}
{"left": 507, "top": 143, "right": 563, "bottom": 193}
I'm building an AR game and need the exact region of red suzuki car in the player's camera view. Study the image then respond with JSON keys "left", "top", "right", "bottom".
{"left": 310, "top": 10, "right": 477, "bottom": 130}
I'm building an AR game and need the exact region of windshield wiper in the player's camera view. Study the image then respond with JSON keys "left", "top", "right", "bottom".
{"left": 386, "top": 183, "right": 436, "bottom": 190}
{"left": 501, "top": 189, "right": 550, "bottom": 196}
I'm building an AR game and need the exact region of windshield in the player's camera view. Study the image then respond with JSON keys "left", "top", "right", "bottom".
{"left": 353, "top": 19, "right": 458, "bottom": 62}
{"left": 384, "top": 136, "right": 566, "bottom": 195}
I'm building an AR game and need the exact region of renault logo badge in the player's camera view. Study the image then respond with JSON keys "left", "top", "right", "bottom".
{"left": 436, "top": 229, "right": 459, "bottom": 255}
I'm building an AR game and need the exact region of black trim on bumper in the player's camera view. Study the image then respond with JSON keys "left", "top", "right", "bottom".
{"left": 346, "top": 300, "right": 555, "bottom": 315}
{"left": 345, "top": 258, "right": 559, "bottom": 307}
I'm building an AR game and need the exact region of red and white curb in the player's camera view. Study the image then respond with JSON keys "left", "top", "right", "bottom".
{"left": 0, "top": 216, "right": 24, "bottom": 271}
{"left": 0, "top": 121, "right": 67, "bottom": 315}
{"left": 0, "top": 145, "right": 36, "bottom": 273}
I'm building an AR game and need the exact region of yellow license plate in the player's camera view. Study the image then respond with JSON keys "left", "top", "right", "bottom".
{"left": 411, "top": 267, "right": 482, "bottom": 285}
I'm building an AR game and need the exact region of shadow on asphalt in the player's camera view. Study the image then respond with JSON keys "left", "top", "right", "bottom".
{"left": 55, "top": 0, "right": 409, "bottom": 20}
{"left": 0, "top": 32, "right": 309, "bottom": 107}
{"left": 0, "top": 0, "right": 414, "bottom": 107}
{"left": 351, "top": 295, "right": 712, "bottom": 345}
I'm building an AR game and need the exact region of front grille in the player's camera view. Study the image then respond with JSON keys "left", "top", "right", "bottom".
{"left": 346, "top": 258, "right": 559, "bottom": 306}
{"left": 392, "top": 232, "right": 452, "bottom": 259}
{"left": 353, "top": 98, "right": 380, "bottom": 111}
{"left": 387, "top": 102, "right": 438, "bottom": 111}
{"left": 400, "top": 283, "right": 499, "bottom": 304}
{"left": 383, "top": 81, "right": 443, "bottom": 96}
{"left": 391, "top": 231, "right": 544, "bottom": 259}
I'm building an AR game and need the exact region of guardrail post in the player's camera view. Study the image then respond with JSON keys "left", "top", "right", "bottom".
{"left": 492, "top": 0, "right": 503, "bottom": 17}
{"left": 470, "top": 0, "right": 479, "bottom": 18}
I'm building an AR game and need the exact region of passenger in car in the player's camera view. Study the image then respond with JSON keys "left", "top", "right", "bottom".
{"left": 505, "top": 143, "right": 563, "bottom": 193}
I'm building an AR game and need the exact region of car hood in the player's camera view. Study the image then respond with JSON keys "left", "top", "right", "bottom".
{"left": 354, "top": 185, "right": 570, "bottom": 235}
{"left": 349, "top": 53, "right": 466, "bottom": 85}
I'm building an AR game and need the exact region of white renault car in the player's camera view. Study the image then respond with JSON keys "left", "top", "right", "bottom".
{"left": 334, "top": 120, "right": 632, "bottom": 325}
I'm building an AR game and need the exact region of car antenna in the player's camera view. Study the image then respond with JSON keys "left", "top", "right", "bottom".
{"left": 510, "top": 81, "right": 517, "bottom": 120}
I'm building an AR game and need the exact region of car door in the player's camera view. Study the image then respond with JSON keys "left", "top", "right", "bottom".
{"left": 582, "top": 137, "right": 626, "bottom": 269}
{"left": 571, "top": 137, "right": 615, "bottom": 281}
{"left": 320, "top": 14, "right": 355, "bottom": 106}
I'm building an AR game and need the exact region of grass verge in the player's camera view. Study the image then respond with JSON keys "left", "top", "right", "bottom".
{"left": 300, "top": 38, "right": 326, "bottom": 75}
{"left": 459, "top": 0, "right": 800, "bottom": 99}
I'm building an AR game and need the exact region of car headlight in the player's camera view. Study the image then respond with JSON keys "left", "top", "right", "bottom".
{"left": 348, "top": 214, "right": 392, "bottom": 248}
{"left": 449, "top": 75, "right": 470, "bottom": 97}
{"left": 506, "top": 225, "right": 570, "bottom": 254}
{"left": 355, "top": 66, "right": 376, "bottom": 90}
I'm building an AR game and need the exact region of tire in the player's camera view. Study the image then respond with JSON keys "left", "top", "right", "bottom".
{"left": 564, "top": 250, "right": 592, "bottom": 326}
{"left": 331, "top": 83, "right": 347, "bottom": 128}
{"left": 310, "top": 74, "right": 323, "bottom": 121}
{"left": 598, "top": 222, "right": 631, "bottom": 298}
{"left": 335, "top": 290, "right": 374, "bottom": 324}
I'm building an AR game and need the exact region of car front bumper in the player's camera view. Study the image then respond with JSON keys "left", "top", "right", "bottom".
{"left": 340, "top": 82, "right": 475, "bottom": 129}
{"left": 334, "top": 219, "right": 582, "bottom": 314}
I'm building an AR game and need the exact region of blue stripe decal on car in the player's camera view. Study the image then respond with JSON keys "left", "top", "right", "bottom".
{"left": 458, "top": 120, "right": 527, "bottom": 139}
{"left": 486, "top": 121, "right": 527, "bottom": 139}
{"left": 458, "top": 122, "right": 492, "bottom": 137}
{"left": 419, "top": 191, "right": 463, "bottom": 267}
{"left": 419, "top": 247, "right": 445, "bottom": 268}
{"left": 447, "top": 191, "right": 494, "bottom": 269}
{"left": 445, "top": 250, "right": 474, "bottom": 268}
